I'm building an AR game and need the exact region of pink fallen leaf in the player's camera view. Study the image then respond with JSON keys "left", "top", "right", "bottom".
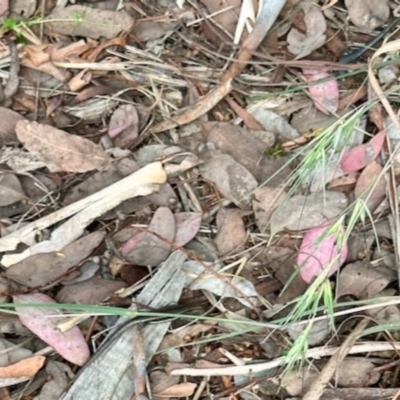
{"left": 174, "top": 212, "right": 202, "bottom": 247}
{"left": 340, "top": 129, "right": 386, "bottom": 173}
{"left": 13, "top": 293, "right": 90, "bottom": 366}
{"left": 302, "top": 69, "right": 339, "bottom": 114}
{"left": 297, "top": 223, "right": 348, "bottom": 283}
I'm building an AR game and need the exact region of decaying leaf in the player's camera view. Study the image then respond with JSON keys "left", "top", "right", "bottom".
{"left": 296, "top": 223, "right": 348, "bottom": 283}
{"left": 251, "top": 108, "right": 299, "bottom": 140}
{"left": 340, "top": 129, "right": 386, "bottom": 172}
{"left": 354, "top": 161, "right": 386, "bottom": 212}
{"left": 108, "top": 104, "right": 139, "bottom": 148}
{"left": 15, "top": 120, "right": 111, "bottom": 173}
{"left": 337, "top": 261, "right": 396, "bottom": 298}
{"left": 4, "top": 231, "right": 105, "bottom": 288}
{"left": 56, "top": 276, "right": 127, "bottom": 304}
{"left": 252, "top": 186, "right": 286, "bottom": 231}
{"left": 174, "top": 212, "right": 202, "bottom": 247}
{"left": 13, "top": 293, "right": 90, "bottom": 366}
{"left": 199, "top": 146, "right": 257, "bottom": 208}
{"left": 287, "top": 1, "right": 327, "bottom": 59}
{"left": 203, "top": 121, "right": 275, "bottom": 176}
{"left": 120, "top": 207, "right": 175, "bottom": 266}
{"left": 270, "top": 191, "right": 348, "bottom": 234}
{"left": 345, "top": 0, "right": 389, "bottom": 30}
{"left": 214, "top": 207, "right": 247, "bottom": 256}
{"left": 0, "top": 172, "right": 25, "bottom": 206}
{"left": 0, "top": 356, "right": 45, "bottom": 383}
{"left": 182, "top": 261, "right": 258, "bottom": 307}
{"left": 302, "top": 69, "right": 339, "bottom": 114}
{"left": 48, "top": 5, "right": 134, "bottom": 39}
{"left": 0, "top": 107, "right": 26, "bottom": 145}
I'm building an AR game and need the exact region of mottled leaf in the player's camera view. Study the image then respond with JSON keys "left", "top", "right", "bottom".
{"left": 13, "top": 293, "right": 90, "bottom": 366}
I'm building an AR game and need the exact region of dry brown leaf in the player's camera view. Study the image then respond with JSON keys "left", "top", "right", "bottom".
{"left": 287, "top": 1, "right": 327, "bottom": 59}
{"left": 214, "top": 207, "right": 247, "bottom": 256}
{"left": 133, "top": 20, "right": 178, "bottom": 42}
{"left": 354, "top": 161, "right": 385, "bottom": 212}
{"left": 252, "top": 187, "right": 286, "bottom": 231}
{"left": 48, "top": 5, "right": 134, "bottom": 39}
{"left": 0, "top": 172, "right": 25, "bottom": 206}
{"left": 337, "top": 261, "right": 396, "bottom": 298}
{"left": 0, "top": 107, "right": 26, "bottom": 145}
{"left": 345, "top": 0, "right": 389, "bottom": 30}
{"left": 203, "top": 121, "right": 275, "bottom": 177}
{"left": 56, "top": 276, "right": 127, "bottom": 304}
{"left": 270, "top": 191, "right": 348, "bottom": 234}
{"left": 120, "top": 207, "right": 175, "bottom": 266}
{"left": 15, "top": 120, "right": 112, "bottom": 173}
{"left": 0, "top": 356, "right": 45, "bottom": 378}
{"left": 21, "top": 58, "right": 70, "bottom": 82}
{"left": 155, "top": 382, "right": 197, "bottom": 397}
{"left": 199, "top": 147, "right": 257, "bottom": 209}
{"left": 68, "top": 70, "right": 92, "bottom": 91}
{"left": 200, "top": 0, "right": 241, "bottom": 44}
{"left": 108, "top": 104, "right": 139, "bottom": 148}
{"left": 4, "top": 231, "right": 105, "bottom": 288}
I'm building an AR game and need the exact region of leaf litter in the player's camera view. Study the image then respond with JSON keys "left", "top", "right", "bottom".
{"left": 0, "top": 0, "right": 400, "bottom": 399}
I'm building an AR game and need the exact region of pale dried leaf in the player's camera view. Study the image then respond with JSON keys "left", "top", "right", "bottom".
{"left": 337, "top": 261, "right": 396, "bottom": 298}
{"left": 0, "top": 338, "right": 32, "bottom": 367}
{"left": 36, "top": 360, "right": 73, "bottom": 400}
{"left": 287, "top": 2, "right": 326, "bottom": 59}
{"left": 204, "top": 121, "right": 275, "bottom": 176}
{"left": 270, "top": 191, "right": 348, "bottom": 234}
{"left": 48, "top": 5, "right": 134, "bottom": 39}
{"left": 214, "top": 208, "right": 247, "bottom": 256}
{"left": 199, "top": 147, "right": 257, "bottom": 208}
{"left": 4, "top": 231, "right": 105, "bottom": 287}
{"left": 155, "top": 382, "right": 197, "bottom": 397}
{"left": 354, "top": 161, "right": 385, "bottom": 212}
{"left": 251, "top": 108, "right": 299, "bottom": 140}
{"left": 345, "top": 0, "right": 389, "bottom": 30}
{"left": 0, "top": 173, "right": 25, "bottom": 206}
{"left": 174, "top": 212, "right": 202, "bottom": 247}
{"left": 108, "top": 104, "right": 139, "bottom": 148}
{"left": 182, "top": 261, "right": 257, "bottom": 307}
{"left": 56, "top": 276, "right": 127, "bottom": 304}
{"left": 252, "top": 187, "right": 286, "bottom": 231}
{"left": 15, "top": 121, "right": 111, "bottom": 173}
{"left": 121, "top": 207, "right": 175, "bottom": 266}
{"left": 0, "top": 107, "right": 26, "bottom": 145}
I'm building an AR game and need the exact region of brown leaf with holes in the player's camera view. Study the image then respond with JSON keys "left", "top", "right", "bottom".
{"left": 15, "top": 120, "right": 111, "bottom": 173}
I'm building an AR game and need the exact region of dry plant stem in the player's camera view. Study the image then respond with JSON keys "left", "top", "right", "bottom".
{"left": 149, "top": 0, "right": 285, "bottom": 134}
{"left": 302, "top": 318, "right": 370, "bottom": 400}
{"left": 368, "top": 40, "right": 400, "bottom": 286}
{"left": 171, "top": 338, "right": 400, "bottom": 377}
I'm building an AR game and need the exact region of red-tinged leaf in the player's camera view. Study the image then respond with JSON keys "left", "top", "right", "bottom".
{"left": 13, "top": 293, "right": 90, "bottom": 366}
{"left": 302, "top": 69, "right": 339, "bottom": 114}
{"left": 340, "top": 129, "right": 386, "bottom": 172}
{"left": 174, "top": 212, "right": 202, "bottom": 247}
{"left": 296, "top": 223, "right": 348, "bottom": 283}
